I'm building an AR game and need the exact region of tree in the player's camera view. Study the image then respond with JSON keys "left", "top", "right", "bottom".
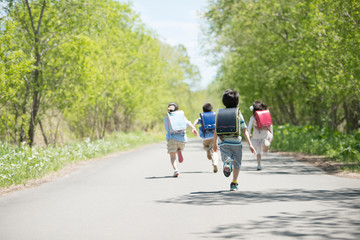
{"left": 202, "top": 0, "right": 360, "bottom": 131}
{"left": 0, "top": 0, "right": 203, "bottom": 145}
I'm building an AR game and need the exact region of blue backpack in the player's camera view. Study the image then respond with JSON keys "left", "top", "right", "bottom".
{"left": 200, "top": 112, "right": 216, "bottom": 133}
{"left": 167, "top": 110, "right": 186, "bottom": 134}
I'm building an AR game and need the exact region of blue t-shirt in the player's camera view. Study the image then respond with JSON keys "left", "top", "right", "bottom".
{"left": 195, "top": 117, "right": 215, "bottom": 140}
{"left": 164, "top": 116, "right": 191, "bottom": 142}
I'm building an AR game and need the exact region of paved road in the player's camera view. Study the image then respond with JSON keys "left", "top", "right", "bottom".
{"left": 0, "top": 138, "right": 359, "bottom": 240}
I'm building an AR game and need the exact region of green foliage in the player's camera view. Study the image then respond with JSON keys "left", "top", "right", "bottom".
{"left": 0, "top": 131, "right": 163, "bottom": 188}
{"left": 0, "top": 0, "right": 203, "bottom": 145}
{"left": 202, "top": 0, "right": 360, "bottom": 132}
{"left": 0, "top": 0, "right": 219, "bottom": 188}
{"left": 272, "top": 124, "right": 360, "bottom": 166}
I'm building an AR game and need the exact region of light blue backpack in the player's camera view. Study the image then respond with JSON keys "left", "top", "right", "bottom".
{"left": 167, "top": 110, "right": 187, "bottom": 134}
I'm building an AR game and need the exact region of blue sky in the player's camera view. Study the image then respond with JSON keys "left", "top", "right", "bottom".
{"left": 124, "top": 0, "right": 217, "bottom": 90}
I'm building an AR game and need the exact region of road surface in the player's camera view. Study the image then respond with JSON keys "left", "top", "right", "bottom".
{"left": 0, "top": 138, "right": 359, "bottom": 239}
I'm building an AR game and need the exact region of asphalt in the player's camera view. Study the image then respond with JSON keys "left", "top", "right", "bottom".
{"left": 0, "top": 138, "right": 359, "bottom": 240}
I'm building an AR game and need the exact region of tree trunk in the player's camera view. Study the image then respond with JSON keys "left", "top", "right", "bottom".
{"left": 277, "top": 94, "right": 298, "bottom": 125}
{"left": 344, "top": 100, "right": 360, "bottom": 133}
{"left": 54, "top": 113, "right": 62, "bottom": 144}
{"left": 38, "top": 119, "right": 48, "bottom": 146}
{"left": 28, "top": 68, "right": 41, "bottom": 147}
{"left": 25, "top": 0, "right": 46, "bottom": 147}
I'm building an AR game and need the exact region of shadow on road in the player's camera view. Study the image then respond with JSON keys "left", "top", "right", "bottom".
{"left": 157, "top": 188, "right": 360, "bottom": 207}
{"left": 145, "top": 176, "right": 174, "bottom": 179}
{"left": 145, "top": 171, "right": 212, "bottom": 179}
{"left": 159, "top": 188, "right": 360, "bottom": 239}
{"left": 242, "top": 157, "right": 324, "bottom": 175}
{"left": 196, "top": 207, "right": 360, "bottom": 239}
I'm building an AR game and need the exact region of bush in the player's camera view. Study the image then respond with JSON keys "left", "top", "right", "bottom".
{"left": 272, "top": 124, "right": 360, "bottom": 166}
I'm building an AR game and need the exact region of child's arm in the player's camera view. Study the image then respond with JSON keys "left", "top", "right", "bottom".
{"left": 212, "top": 132, "right": 218, "bottom": 152}
{"left": 248, "top": 117, "right": 253, "bottom": 137}
{"left": 188, "top": 122, "right": 198, "bottom": 136}
{"left": 242, "top": 128, "right": 256, "bottom": 155}
{"left": 193, "top": 119, "right": 199, "bottom": 126}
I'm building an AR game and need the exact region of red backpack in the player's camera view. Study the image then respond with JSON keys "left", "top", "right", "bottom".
{"left": 254, "top": 110, "right": 272, "bottom": 132}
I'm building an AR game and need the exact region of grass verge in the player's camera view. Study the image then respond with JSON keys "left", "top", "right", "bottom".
{"left": 271, "top": 124, "right": 360, "bottom": 173}
{"left": 0, "top": 131, "right": 163, "bottom": 189}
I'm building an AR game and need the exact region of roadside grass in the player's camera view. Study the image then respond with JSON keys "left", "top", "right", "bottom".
{"left": 0, "top": 131, "right": 163, "bottom": 189}
{"left": 272, "top": 124, "right": 360, "bottom": 172}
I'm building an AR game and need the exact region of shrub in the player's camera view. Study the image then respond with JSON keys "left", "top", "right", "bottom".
{"left": 272, "top": 124, "right": 360, "bottom": 166}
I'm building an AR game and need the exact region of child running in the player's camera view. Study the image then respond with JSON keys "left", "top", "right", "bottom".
{"left": 248, "top": 100, "right": 273, "bottom": 170}
{"left": 193, "top": 103, "right": 218, "bottom": 173}
{"left": 213, "top": 89, "right": 256, "bottom": 191}
{"left": 164, "top": 103, "right": 198, "bottom": 177}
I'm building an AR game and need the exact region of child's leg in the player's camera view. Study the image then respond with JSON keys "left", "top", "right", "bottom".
{"left": 177, "top": 142, "right": 185, "bottom": 163}
{"left": 209, "top": 140, "right": 219, "bottom": 166}
{"left": 257, "top": 153, "right": 261, "bottom": 165}
{"left": 219, "top": 145, "right": 233, "bottom": 177}
{"left": 203, "top": 139, "right": 212, "bottom": 160}
{"left": 252, "top": 138, "right": 263, "bottom": 169}
{"left": 170, "top": 152, "right": 177, "bottom": 170}
{"left": 231, "top": 145, "right": 242, "bottom": 188}
{"left": 232, "top": 168, "right": 240, "bottom": 182}
{"left": 263, "top": 132, "right": 272, "bottom": 153}
{"left": 212, "top": 150, "right": 219, "bottom": 166}
{"left": 206, "top": 139, "right": 218, "bottom": 172}
{"left": 263, "top": 145, "right": 269, "bottom": 153}
{"left": 167, "top": 139, "right": 178, "bottom": 170}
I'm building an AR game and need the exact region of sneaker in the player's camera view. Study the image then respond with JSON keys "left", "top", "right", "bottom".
{"left": 230, "top": 182, "right": 239, "bottom": 191}
{"left": 173, "top": 170, "right": 179, "bottom": 177}
{"left": 223, "top": 157, "right": 232, "bottom": 177}
{"left": 257, "top": 165, "right": 262, "bottom": 171}
{"left": 213, "top": 165, "right": 218, "bottom": 173}
{"left": 177, "top": 150, "right": 183, "bottom": 163}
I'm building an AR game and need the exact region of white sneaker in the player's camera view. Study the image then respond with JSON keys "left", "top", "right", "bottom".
{"left": 173, "top": 171, "right": 179, "bottom": 177}
{"left": 257, "top": 165, "right": 262, "bottom": 171}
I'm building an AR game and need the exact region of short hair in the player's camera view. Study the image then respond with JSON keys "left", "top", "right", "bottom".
{"left": 202, "top": 103, "right": 213, "bottom": 112}
{"left": 168, "top": 102, "right": 178, "bottom": 112}
{"left": 222, "top": 89, "right": 239, "bottom": 108}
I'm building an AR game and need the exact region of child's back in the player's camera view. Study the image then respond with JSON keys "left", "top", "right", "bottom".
{"left": 213, "top": 89, "right": 256, "bottom": 191}
{"left": 164, "top": 103, "right": 198, "bottom": 177}
{"left": 248, "top": 101, "right": 273, "bottom": 170}
{"left": 194, "top": 103, "right": 218, "bottom": 173}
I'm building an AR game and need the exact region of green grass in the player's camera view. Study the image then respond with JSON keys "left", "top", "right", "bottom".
{"left": 0, "top": 131, "right": 163, "bottom": 188}
{"left": 272, "top": 124, "right": 360, "bottom": 172}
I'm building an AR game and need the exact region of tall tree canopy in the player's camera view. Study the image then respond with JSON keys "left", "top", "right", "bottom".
{"left": 0, "top": 0, "right": 202, "bottom": 145}
{"left": 203, "top": 0, "right": 360, "bottom": 132}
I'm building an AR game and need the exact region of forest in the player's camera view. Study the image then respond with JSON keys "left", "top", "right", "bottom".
{"left": 0, "top": 0, "right": 213, "bottom": 147}
{"left": 204, "top": 0, "right": 359, "bottom": 133}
